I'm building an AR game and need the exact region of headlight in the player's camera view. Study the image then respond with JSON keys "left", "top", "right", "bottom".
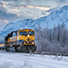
{"left": 32, "top": 41, "right": 34, "bottom": 44}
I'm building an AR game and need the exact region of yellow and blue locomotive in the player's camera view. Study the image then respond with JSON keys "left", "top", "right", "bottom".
{"left": 0, "top": 29, "right": 36, "bottom": 52}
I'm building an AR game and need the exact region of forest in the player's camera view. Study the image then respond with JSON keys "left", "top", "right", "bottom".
{"left": 35, "top": 23, "right": 68, "bottom": 55}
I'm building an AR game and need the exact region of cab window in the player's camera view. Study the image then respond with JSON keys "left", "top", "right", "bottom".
{"left": 20, "top": 31, "right": 27, "bottom": 35}
{"left": 28, "top": 31, "right": 34, "bottom": 35}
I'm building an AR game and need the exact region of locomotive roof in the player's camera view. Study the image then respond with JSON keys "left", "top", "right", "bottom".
{"left": 8, "top": 29, "right": 34, "bottom": 35}
{"left": 19, "top": 29, "right": 34, "bottom": 32}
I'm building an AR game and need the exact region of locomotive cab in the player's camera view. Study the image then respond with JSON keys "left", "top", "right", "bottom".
{"left": 19, "top": 29, "right": 35, "bottom": 45}
{"left": 17, "top": 29, "right": 36, "bottom": 52}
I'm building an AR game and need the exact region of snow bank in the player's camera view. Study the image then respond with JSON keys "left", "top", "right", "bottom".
{"left": 0, "top": 52, "right": 68, "bottom": 68}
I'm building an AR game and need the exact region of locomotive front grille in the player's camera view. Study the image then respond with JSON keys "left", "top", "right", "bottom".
{"left": 27, "top": 38, "right": 30, "bottom": 41}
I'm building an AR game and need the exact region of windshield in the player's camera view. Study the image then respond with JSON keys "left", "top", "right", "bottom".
{"left": 20, "top": 31, "right": 27, "bottom": 35}
{"left": 28, "top": 31, "right": 34, "bottom": 35}
{"left": 20, "top": 31, "right": 34, "bottom": 36}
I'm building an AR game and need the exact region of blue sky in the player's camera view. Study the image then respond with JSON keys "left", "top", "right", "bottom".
{"left": 0, "top": 0, "right": 68, "bottom": 30}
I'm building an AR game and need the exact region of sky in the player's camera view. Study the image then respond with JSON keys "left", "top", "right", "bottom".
{"left": 0, "top": 0, "right": 68, "bottom": 30}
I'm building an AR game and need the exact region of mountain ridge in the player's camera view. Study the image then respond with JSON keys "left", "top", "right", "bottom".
{"left": 0, "top": 5, "right": 68, "bottom": 38}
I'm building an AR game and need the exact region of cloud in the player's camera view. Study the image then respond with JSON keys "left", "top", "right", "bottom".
{"left": 22, "top": 0, "right": 31, "bottom": 5}
{"left": 7, "top": 4, "right": 51, "bottom": 11}
{"left": 0, "top": 1, "right": 3, "bottom": 6}
{"left": 0, "top": 4, "right": 21, "bottom": 30}
{"left": 0, "top": 19, "right": 9, "bottom": 23}
{"left": 7, "top": 9, "right": 20, "bottom": 12}
{"left": 0, "top": 1, "right": 6, "bottom": 11}
{"left": 0, "top": 10, "right": 20, "bottom": 20}
{"left": 1, "top": 0, "right": 52, "bottom": 11}
{"left": 56, "top": 0, "right": 67, "bottom": 5}
{"left": 58, "top": 0, "right": 67, "bottom": 3}
{"left": 0, "top": 0, "right": 31, "bottom": 4}
{"left": 4, "top": 20, "right": 9, "bottom": 23}
{"left": 0, "top": 1, "right": 20, "bottom": 21}
{"left": 0, "top": 0, "right": 18, "bottom": 1}
{"left": 23, "top": 5, "right": 51, "bottom": 10}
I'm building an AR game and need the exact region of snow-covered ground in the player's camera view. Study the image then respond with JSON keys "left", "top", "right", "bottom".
{"left": 0, "top": 51, "right": 68, "bottom": 68}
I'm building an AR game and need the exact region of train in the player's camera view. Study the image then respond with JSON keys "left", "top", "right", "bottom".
{"left": 0, "top": 29, "right": 36, "bottom": 53}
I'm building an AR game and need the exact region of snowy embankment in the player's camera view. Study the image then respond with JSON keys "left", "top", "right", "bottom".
{"left": 0, "top": 51, "right": 68, "bottom": 68}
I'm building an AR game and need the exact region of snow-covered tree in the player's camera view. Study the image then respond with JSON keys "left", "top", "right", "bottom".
{"left": 35, "top": 23, "right": 68, "bottom": 55}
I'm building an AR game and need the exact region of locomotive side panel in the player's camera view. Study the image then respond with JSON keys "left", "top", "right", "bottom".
{"left": 0, "top": 38, "right": 5, "bottom": 49}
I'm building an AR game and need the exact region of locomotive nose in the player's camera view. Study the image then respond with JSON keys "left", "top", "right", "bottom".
{"left": 27, "top": 34, "right": 30, "bottom": 41}
{"left": 27, "top": 38, "right": 30, "bottom": 41}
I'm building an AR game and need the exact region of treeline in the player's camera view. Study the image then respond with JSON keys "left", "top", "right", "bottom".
{"left": 35, "top": 23, "right": 68, "bottom": 55}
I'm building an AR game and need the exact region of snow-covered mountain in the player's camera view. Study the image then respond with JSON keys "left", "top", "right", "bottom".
{"left": 0, "top": 5, "right": 68, "bottom": 38}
